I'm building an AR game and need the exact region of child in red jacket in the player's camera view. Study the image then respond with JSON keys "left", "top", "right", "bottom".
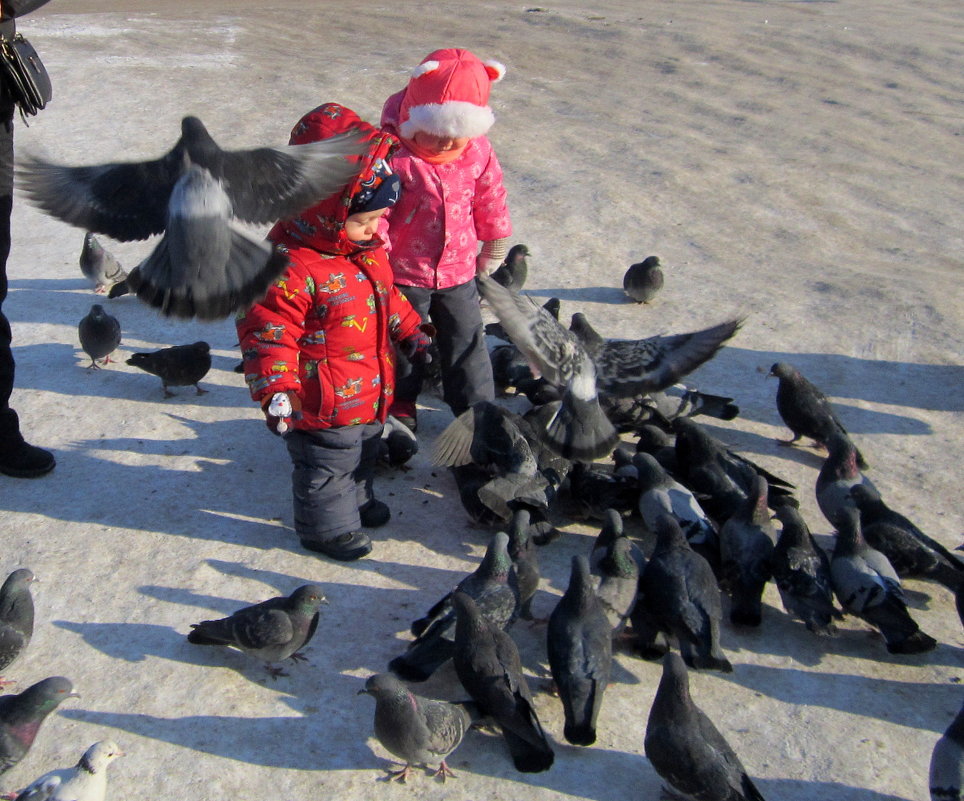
{"left": 237, "top": 103, "right": 429, "bottom": 561}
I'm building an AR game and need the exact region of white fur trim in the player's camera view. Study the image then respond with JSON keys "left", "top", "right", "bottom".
{"left": 400, "top": 101, "right": 495, "bottom": 139}
{"left": 483, "top": 60, "right": 506, "bottom": 82}
{"left": 411, "top": 60, "right": 439, "bottom": 79}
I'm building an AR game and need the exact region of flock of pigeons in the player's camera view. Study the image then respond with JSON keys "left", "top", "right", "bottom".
{"left": 3, "top": 116, "right": 960, "bottom": 798}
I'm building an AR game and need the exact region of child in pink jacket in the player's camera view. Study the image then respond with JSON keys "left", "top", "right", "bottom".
{"left": 380, "top": 48, "right": 512, "bottom": 430}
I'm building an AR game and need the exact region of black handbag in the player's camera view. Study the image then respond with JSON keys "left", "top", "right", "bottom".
{"left": 0, "top": 33, "right": 52, "bottom": 120}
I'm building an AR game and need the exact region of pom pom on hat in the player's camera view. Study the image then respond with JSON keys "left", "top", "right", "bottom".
{"left": 399, "top": 48, "right": 506, "bottom": 140}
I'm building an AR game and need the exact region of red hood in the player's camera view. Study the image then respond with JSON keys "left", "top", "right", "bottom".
{"left": 270, "top": 103, "right": 398, "bottom": 256}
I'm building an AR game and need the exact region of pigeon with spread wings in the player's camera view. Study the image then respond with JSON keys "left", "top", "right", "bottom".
{"left": 18, "top": 116, "right": 365, "bottom": 320}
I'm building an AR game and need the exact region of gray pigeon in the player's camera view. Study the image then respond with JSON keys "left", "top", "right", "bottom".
{"left": 931, "top": 700, "right": 964, "bottom": 801}
{"left": 489, "top": 243, "right": 529, "bottom": 292}
{"left": 77, "top": 304, "right": 121, "bottom": 368}
{"left": 19, "top": 116, "right": 364, "bottom": 320}
{"left": 719, "top": 475, "right": 778, "bottom": 627}
{"left": 589, "top": 509, "right": 642, "bottom": 634}
{"left": 452, "top": 592, "right": 554, "bottom": 773}
{"left": 645, "top": 652, "right": 766, "bottom": 801}
{"left": 126, "top": 341, "right": 212, "bottom": 397}
{"left": 829, "top": 506, "right": 936, "bottom": 655}
{"left": 360, "top": 673, "right": 473, "bottom": 783}
{"left": 547, "top": 555, "right": 612, "bottom": 746}
{"left": 187, "top": 584, "right": 327, "bottom": 676}
{"left": 768, "top": 362, "right": 867, "bottom": 469}
{"left": 0, "top": 569, "right": 34, "bottom": 688}
{"left": 622, "top": 255, "right": 664, "bottom": 304}
{"left": 0, "top": 677, "right": 78, "bottom": 776}
{"left": 771, "top": 505, "right": 841, "bottom": 636}
{"left": 391, "top": 532, "right": 520, "bottom": 682}
{"left": 636, "top": 514, "right": 732, "bottom": 673}
{"left": 13, "top": 739, "right": 124, "bottom": 801}
{"left": 815, "top": 432, "right": 878, "bottom": 527}
{"left": 79, "top": 232, "right": 126, "bottom": 295}
{"left": 506, "top": 509, "right": 541, "bottom": 622}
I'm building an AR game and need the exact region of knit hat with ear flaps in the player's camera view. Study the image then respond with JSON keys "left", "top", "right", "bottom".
{"left": 398, "top": 48, "right": 506, "bottom": 140}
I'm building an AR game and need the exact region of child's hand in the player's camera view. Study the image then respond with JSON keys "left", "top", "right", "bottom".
{"left": 261, "top": 391, "right": 302, "bottom": 435}
{"left": 476, "top": 253, "right": 499, "bottom": 277}
{"left": 400, "top": 325, "right": 435, "bottom": 365}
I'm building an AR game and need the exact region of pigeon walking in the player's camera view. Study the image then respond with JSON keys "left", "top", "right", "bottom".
{"left": 622, "top": 255, "right": 664, "bottom": 304}
{"left": 187, "top": 584, "right": 327, "bottom": 676}
{"left": 12, "top": 739, "right": 124, "bottom": 801}
{"left": 547, "top": 556, "right": 612, "bottom": 746}
{"left": 768, "top": 362, "right": 867, "bottom": 468}
{"left": 771, "top": 505, "right": 841, "bottom": 636}
{"left": 390, "top": 532, "right": 520, "bottom": 682}
{"left": 360, "top": 673, "right": 473, "bottom": 783}
{"left": 77, "top": 304, "right": 121, "bottom": 368}
{"left": 0, "top": 570, "right": 34, "bottom": 689}
{"left": 0, "top": 677, "right": 78, "bottom": 776}
{"left": 78, "top": 232, "right": 126, "bottom": 295}
{"left": 126, "top": 341, "right": 212, "bottom": 397}
{"left": 719, "top": 476, "right": 778, "bottom": 627}
{"left": 489, "top": 243, "right": 529, "bottom": 292}
{"left": 931, "top": 700, "right": 964, "bottom": 801}
{"left": 19, "top": 116, "right": 364, "bottom": 320}
{"left": 452, "top": 592, "right": 554, "bottom": 773}
{"left": 645, "top": 652, "right": 766, "bottom": 801}
{"left": 635, "top": 514, "right": 732, "bottom": 672}
{"left": 829, "top": 506, "right": 936, "bottom": 655}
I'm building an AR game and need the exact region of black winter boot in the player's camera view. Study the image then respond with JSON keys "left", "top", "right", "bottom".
{"left": 0, "top": 409, "right": 55, "bottom": 478}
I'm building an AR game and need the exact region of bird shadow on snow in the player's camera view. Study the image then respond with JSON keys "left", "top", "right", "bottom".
{"left": 757, "top": 779, "right": 912, "bottom": 801}
{"left": 524, "top": 285, "right": 630, "bottom": 306}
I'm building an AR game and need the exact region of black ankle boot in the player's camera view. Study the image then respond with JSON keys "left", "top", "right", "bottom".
{"left": 0, "top": 439, "right": 56, "bottom": 478}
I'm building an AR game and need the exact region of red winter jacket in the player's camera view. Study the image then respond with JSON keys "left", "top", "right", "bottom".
{"left": 236, "top": 104, "right": 423, "bottom": 430}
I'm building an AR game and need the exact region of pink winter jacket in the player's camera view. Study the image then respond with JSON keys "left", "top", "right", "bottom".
{"left": 379, "top": 90, "right": 512, "bottom": 289}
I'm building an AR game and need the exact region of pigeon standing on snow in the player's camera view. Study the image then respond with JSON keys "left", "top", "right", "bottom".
{"left": 0, "top": 570, "right": 34, "bottom": 688}
{"left": 452, "top": 592, "right": 554, "bottom": 773}
{"left": 635, "top": 514, "right": 732, "bottom": 673}
{"left": 771, "top": 505, "right": 841, "bottom": 636}
{"left": 829, "top": 506, "right": 936, "bottom": 655}
{"left": 0, "top": 677, "right": 78, "bottom": 776}
{"left": 12, "top": 739, "right": 124, "bottom": 801}
{"left": 590, "top": 509, "right": 643, "bottom": 634}
{"left": 719, "top": 475, "right": 778, "bottom": 627}
{"left": 390, "top": 532, "right": 520, "bottom": 682}
{"left": 815, "top": 432, "right": 878, "bottom": 527}
{"left": 359, "top": 673, "right": 473, "bottom": 783}
{"left": 768, "top": 362, "right": 867, "bottom": 468}
{"left": 78, "top": 232, "right": 126, "bottom": 295}
{"left": 187, "top": 584, "right": 327, "bottom": 676}
{"left": 506, "top": 509, "right": 540, "bottom": 622}
{"left": 645, "top": 652, "right": 765, "bottom": 801}
{"left": 931, "top": 700, "right": 964, "bottom": 801}
{"left": 18, "top": 116, "right": 364, "bottom": 320}
{"left": 622, "top": 255, "right": 664, "bottom": 304}
{"left": 126, "top": 341, "right": 212, "bottom": 397}
{"left": 77, "top": 304, "right": 121, "bottom": 369}
{"left": 488, "top": 243, "right": 529, "bottom": 292}
{"left": 547, "top": 555, "right": 612, "bottom": 747}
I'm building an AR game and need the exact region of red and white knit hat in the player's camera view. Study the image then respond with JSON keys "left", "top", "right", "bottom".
{"left": 398, "top": 48, "right": 506, "bottom": 140}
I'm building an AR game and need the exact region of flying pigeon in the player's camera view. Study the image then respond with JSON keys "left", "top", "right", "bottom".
{"left": 390, "top": 532, "right": 520, "bottom": 682}
{"left": 187, "top": 584, "right": 327, "bottom": 676}
{"left": 359, "top": 673, "right": 473, "bottom": 783}
{"left": 126, "top": 341, "right": 212, "bottom": 397}
{"left": 0, "top": 677, "right": 78, "bottom": 776}
{"left": 635, "top": 514, "right": 732, "bottom": 673}
{"left": 77, "top": 304, "right": 121, "bottom": 368}
{"left": 478, "top": 274, "right": 740, "bottom": 460}
{"left": 644, "top": 652, "right": 765, "bottom": 801}
{"left": 815, "top": 432, "right": 878, "bottom": 527}
{"left": 489, "top": 243, "right": 529, "bottom": 292}
{"left": 622, "top": 255, "right": 664, "bottom": 304}
{"left": 931, "top": 700, "right": 964, "bottom": 801}
{"left": 78, "top": 232, "right": 126, "bottom": 295}
{"left": 719, "top": 475, "right": 778, "bottom": 627}
{"left": 768, "top": 362, "right": 867, "bottom": 468}
{"left": 0, "top": 569, "right": 34, "bottom": 688}
{"left": 771, "top": 504, "right": 841, "bottom": 636}
{"left": 829, "top": 506, "right": 936, "bottom": 655}
{"left": 452, "top": 592, "right": 554, "bottom": 773}
{"left": 18, "top": 116, "right": 365, "bottom": 320}
{"left": 12, "top": 739, "right": 124, "bottom": 801}
{"left": 547, "top": 555, "right": 612, "bottom": 747}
